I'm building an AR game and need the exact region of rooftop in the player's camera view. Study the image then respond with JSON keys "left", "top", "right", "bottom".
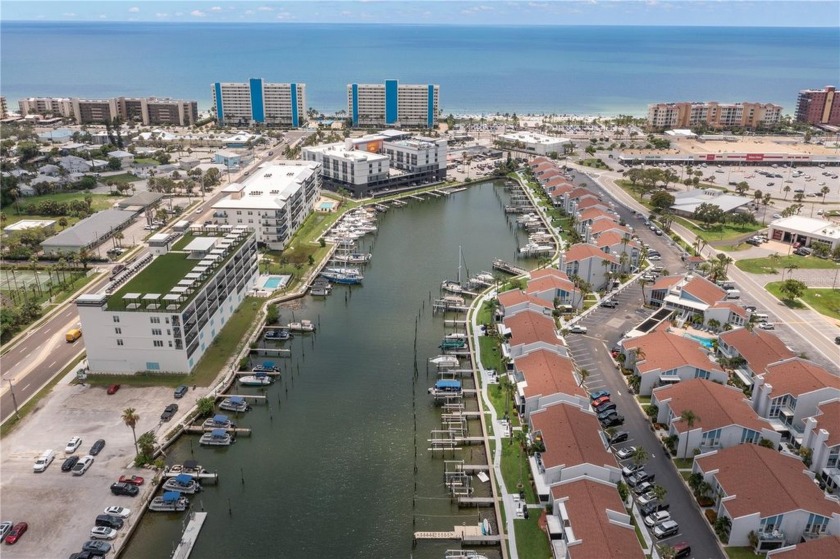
{"left": 670, "top": 188, "right": 752, "bottom": 214}
{"left": 653, "top": 378, "right": 769, "bottom": 434}
{"left": 565, "top": 243, "right": 618, "bottom": 264}
{"left": 503, "top": 309, "right": 562, "bottom": 348}
{"left": 681, "top": 275, "right": 727, "bottom": 305}
{"left": 766, "top": 536, "right": 840, "bottom": 559}
{"left": 530, "top": 402, "right": 614, "bottom": 471}
{"left": 770, "top": 216, "right": 840, "bottom": 240}
{"left": 812, "top": 400, "right": 840, "bottom": 449}
{"left": 719, "top": 328, "right": 795, "bottom": 374}
{"left": 762, "top": 358, "right": 840, "bottom": 398}
{"left": 514, "top": 349, "right": 584, "bottom": 401}
{"left": 623, "top": 330, "right": 724, "bottom": 375}
{"left": 212, "top": 161, "right": 318, "bottom": 211}
{"left": 499, "top": 131, "right": 572, "bottom": 145}
{"left": 42, "top": 209, "right": 136, "bottom": 250}
{"left": 695, "top": 444, "right": 840, "bottom": 519}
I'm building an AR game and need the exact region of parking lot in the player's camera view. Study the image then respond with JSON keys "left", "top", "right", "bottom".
{"left": 0, "top": 374, "right": 199, "bottom": 558}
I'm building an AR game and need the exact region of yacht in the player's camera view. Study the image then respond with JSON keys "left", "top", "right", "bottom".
{"left": 199, "top": 429, "right": 232, "bottom": 446}
{"left": 238, "top": 372, "right": 273, "bottom": 386}
{"left": 219, "top": 396, "right": 250, "bottom": 413}
{"left": 149, "top": 491, "right": 189, "bottom": 512}
{"left": 162, "top": 474, "right": 202, "bottom": 494}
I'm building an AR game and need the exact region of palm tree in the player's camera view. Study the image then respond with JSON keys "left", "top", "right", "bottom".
{"left": 122, "top": 408, "right": 139, "bottom": 455}
{"left": 785, "top": 263, "right": 798, "bottom": 280}
{"left": 652, "top": 484, "right": 668, "bottom": 503}
{"left": 782, "top": 185, "right": 791, "bottom": 200}
{"left": 578, "top": 368, "right": 589, "bottom": 387}
{"left": 679, "top": 409, "right": 699, "bottom": 457}
{"left": 632, "top": 446, "right": 649, "bottom": 467}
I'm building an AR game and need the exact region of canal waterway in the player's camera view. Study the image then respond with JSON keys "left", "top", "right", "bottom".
{"left": 124, "top": 180, "right": 536, "bottom": 559}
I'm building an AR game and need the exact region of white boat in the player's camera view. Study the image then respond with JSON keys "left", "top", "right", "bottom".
{"left": 163, "top": 474, "right": 202, "bottom": 494}
{"left": 202, "top": 414, "right": 233, "bottom": 429}
{"left": 149, "top": 491, "right": 189, "bottom": 512}
{"left": 332, "top": 252, "right": 372, "bottom": 264}
{"left": 445, "top": 551, "right": 490, "bottom": 559}
{"left": 165, "top": 460, "right": 206, "bottom": 478}
{"left": 218, "top": 396, "right": 249, "bottom": 413}
{"left": 519, "top": 242, "right": 553, "bottom": 255}
{"left": 199, "top": 429, "right": 232, "bottom": 446}
{"left": 429, "top": 355, "right": 460, "bottom": 368}
{"left": 444, "top": 332, "right": 468, "bottom": 341}
{"left": 238, "top": 373, "right": 273, "bottom": 386}
{"left": 441, "top": 246, "right": 466, "bottom": 294}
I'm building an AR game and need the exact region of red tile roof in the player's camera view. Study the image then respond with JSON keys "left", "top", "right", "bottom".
{"left": 549, "top": 184, "right": 575, "bottom": 198}
{"left": 545, "top": 176, "right": 573, "bottom": 188}
{"left": 813, "top": 400, "right": 840, "bottom": 448}
{"left": 527, "top": 274, "right": 579, "bottom": 297}
{"left": 681, "top": 275, "right": 727, "bottom": 305}
{"left": 565, "top": 243, "right": 618, "bottom": 264}
{"left": 590, "top": 220, "right": 630, "bottom": 236}
{"left": 578, "top": 207, "right": 616, "bottom": 223}
{"left": 531, "top": 268, "right": 572, "bottom": 282}
{"left": 576, "top": 198, "right": 606, "bottom": 210}
{"left": 503, "top": 309, "right": 561, "bottom": 347}
{"left": 653, "top": 378, "right": 768, "bottom": 434}
{"left": 711, "top": 301, "right": 747, "bottom": 318}
{"left": 531, "top": 402, "right": 614, "bottom": 471}
{"left": 515, "top": 349, "right": 585, "bottom": 401}
{"left": 623, "top": 330, "right": 724, "bottom": 375}
{"left": 498, "top": 289, "right": 554, "bottom": 312}
{"left": 767, "top": 535, "right": 840, "bottom": 559}
{"left": 719, "top": 328, "right": 795, "bottom": 374}
{"left": 650, "top": 275, "right": 682, "bottom": 291}
{"left": 550, "top": 479, "right": 645, "bottom": 559}
{"left": 594, "top": 231, "right": 626, "bottom": 249}
{"left": 762, "top": 358, "right": 840, "bottom": 398}
{"left": 529, "top": 157, "right": 552, "bottom": 168}
{"left": 566, "top": 187, "right": 595, "bottom": 200}
{"left": 695, "top": 445, "right": 840, "bottom": 519}
{"left": 534, "top": 162, "right": 557, "bottom": 173}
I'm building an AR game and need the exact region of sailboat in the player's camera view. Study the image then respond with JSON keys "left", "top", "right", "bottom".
{"left": 321, "top": 242, "right": 364, "bottom": 285}
{"left": 441, "top": 246, "right": 465, "bottom": 294}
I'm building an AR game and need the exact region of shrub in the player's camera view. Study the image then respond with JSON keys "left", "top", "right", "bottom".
{"left": 698, "top": 496, "right": 715, "bottom": 507}
{"left": 705, "top": 509, "right": 718, "bottom": 524}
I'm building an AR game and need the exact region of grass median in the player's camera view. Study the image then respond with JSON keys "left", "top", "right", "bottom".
{"left": 736, "top": 255, "right": 839, "bottom": 274}
{"left": 765, "top": 282, "right": 840, "bottom": 320}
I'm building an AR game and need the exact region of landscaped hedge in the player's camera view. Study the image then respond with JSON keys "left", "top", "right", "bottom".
{"left": 705, "top": 509, "right": 718, "bottom": 524}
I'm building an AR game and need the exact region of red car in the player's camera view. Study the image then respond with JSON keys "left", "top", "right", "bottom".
{"left": 591, "top": 396, "right": 611, "bottom": 407}
{"left": 118, "top": 475, "right": 144, "bottom": 486}
{"left": 5, "top": 522, "right": 28, "bottom": 544}
{"left": 107, "top": 384, "right": 120, "bottom": 395}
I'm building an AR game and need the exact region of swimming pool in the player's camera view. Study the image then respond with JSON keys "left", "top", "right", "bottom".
{"left": 319, "top": 201, "right": 337, "bottom": 211}
{"left": 684, "top": 333, "right": 715, "bottom": 349}
{"left": 260, "top": 275, "right": 290, "bottom": 290}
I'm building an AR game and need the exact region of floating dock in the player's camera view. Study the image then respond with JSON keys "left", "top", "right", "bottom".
{"left": 171, "top": 512, "right": 208, "bottom": 559}
{"left": 215, "top": 394, "right": 266, "bottom": 402}
{"left": 162, "top": 469, "right": 219, "bottom": 484}
{"left": 492, "top": 259, "right": 527, "bottom": 276}
{"left": 183, "top": 426, "right": 252, "bottom": 436}
{"left": 413, "top": 524, "right": 501, "bottom": 545}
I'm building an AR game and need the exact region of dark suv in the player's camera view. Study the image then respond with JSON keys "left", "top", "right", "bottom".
{"left": 160, "top": 403, "right": 179, "bottom": 422}
{"left": 174, "top": 385, "right": 189, "bottom": 399}
{"left": 110, "top": 482, "right": 139, "bottom": 497}
{"left": 94, "top": 514, "right": 123, "bottom": 530}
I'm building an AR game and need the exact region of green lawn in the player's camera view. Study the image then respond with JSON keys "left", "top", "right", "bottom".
{"left": 501, "top": 439, "right": 537, "bottom": 504}
{"left": 21, "top": 191, "right": 113, "bottom": 211}
{"left": 736, "top": 255, "right": 840, "bottom": 274}
{"left": 134, "top": 158, "right": 160, "bottom": 166}
{"left": 514, "top": 513, "right": 551, "bottom": 559}
{"left": 725, "top": 547, "right": 761, "bottom": 559}
{"left": 673, "top": 458, "right": 693, "bottom": 469}
{"left": 766, "top": 282, "right": 840, "bottom": 320}
{"left": 673, "top": 216, "right": 763, "bottom": 243}
{"left": 103, "top": 173, "right": 142, "bottom": 185}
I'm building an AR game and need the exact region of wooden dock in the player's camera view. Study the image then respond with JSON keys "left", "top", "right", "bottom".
{"left": 234, "top": 370, "right": 280, "bottom": 377}
{"left": 184, "top": 426, "right": 252, "bottom": 436}
{"left": 171, "top": 512, "right": 208, "bottom": 559}
{"left": 215, "top": 394, "right": 266, "bottom": 402}
{"left": 162, "top": 469, "right": 218, "bottom": 484}
{"left": 413, "top": 524, "right": 501, "bottom": 545}
{"left": 492, "top": 259, "right": 527, "bottom": 276}
{"left": 457, "top": 496, "right": 496, "bottom": 507}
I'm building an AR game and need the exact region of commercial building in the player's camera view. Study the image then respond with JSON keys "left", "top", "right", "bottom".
{"left": 0, "top": 96, "right": 8, "bottom": 119}
{"left": 795, "top": 86, "right": 840, "bottom": 127}
{"left": 41, "top": 209, "right": 137, "bottom": 255}
{"left": 211, "top": 161, "right": 321, "bottom": 250}
{"left": 18, "top": 96, "right": 198, "bottom": 126}
{"left": 646, "top": 101, "right": 782, "bottom": 129}
{"left": 496, "top": 131, "right": 572, "bottom": 156}
{"left": 347, "top": 80, "right": 438, "bottom": 128}
{"left": 76, "top": 228, "right": 259, "bottom": 374}
{"left": 212, "top": 78, "right": 305, "bottom": 127}
{"left": 768, "top": 216, "right": 840, "bottom": 252}
{"left": 302, "top": 130, "right": 446, "bottom": 197}
{"left": 669, "top": 188, "right": 752, "bottom": 218}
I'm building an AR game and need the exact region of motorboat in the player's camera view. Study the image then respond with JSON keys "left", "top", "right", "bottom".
{"left": 440, "top": 338, "right": 467, "bottom": 350}
{"left": 202, "top": 414, "right": 233, "bottom": 429}
{"left": 332, "top": 252, "right": 372, "bottom": 264}
{"left": 163, "top": 474, "right": 202, "bottom": 494}
{"left": 428, "top": 379, "right": 462, "bottom": 396}
{"left": 218, "top": 396, "right": 250, "bottom": 413}
{"left": 199, "top": 429, "right": 232, "bottom": 446}
{"left": 149, "top": 491, "right": 189, "bottom": 512}
{"left": 166, "top": 460, "right": 205, "bottom": 477}
{"left": 239, "top": 372, "right": 273, "bottom": 386}
{"left": 429, "top": 355, "right": 460, "bottom": 368}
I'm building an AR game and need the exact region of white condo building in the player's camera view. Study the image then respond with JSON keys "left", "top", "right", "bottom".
{"left": 76, "top": 228, "right": 258, "bottom": 374}
{"left": 497, "top": 131, "right": 572, "bottom": 156}
{"left": 212, "top": 161, "right": 321, "bottom": 250}
{"left": 303, "top": 130, "right": 446, "bottom": 197}
{"left": 212, "top": 78, "right": 306, "bottom": 127}
{"left": 347, "top": 80, "right": 439, "bottom": 128}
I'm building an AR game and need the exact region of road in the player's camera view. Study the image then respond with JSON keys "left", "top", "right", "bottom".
{"left": 0, "top": 141, "right": 288, "bottom": 423}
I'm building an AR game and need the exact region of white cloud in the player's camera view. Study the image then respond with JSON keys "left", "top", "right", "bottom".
{"left": 245, "top": 10, "right": 255, "bottom": 15}
{"left": 462, "top": 5, "right": 495, "bottom": 15}
{"left": 155, "top": 12, "right": 168, "bottom": 18}
{"left": 174, "top": 12, "right": 184, "bottom": 16}
{"left": 128, "top": 6, "right": 140, "bottom": 13}
{"left": 99, "top": 14, "right": 108, "bottom": 19}
{"left": 257, "top": 6, "right": 274, "bottom": 11}
{"left": 276, "top": 11, "right": 293, "bottom": 20}
{"left": 63, "top": 12, "right": 76, "bottom": 17}
{"left": 210, "top": 6, "right": 223, "bottom": 11}
{"left": 528, "top": 2, "right": 550, "bottom": 8}
{"left": 341, "top": 10, "right": 352, "bottom": 16}
{"left": 190, "top": 10, "right": 206, "bottom": 17}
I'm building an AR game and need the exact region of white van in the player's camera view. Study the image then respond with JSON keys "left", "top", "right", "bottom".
{"left": 726, "top": 289, "right": 741, "bottom": 299}
{"left": 34, "top": 449, "right": 56, "bottom": 472}
{"left": 752, "top": 312, "right": 769, "bottom": 321}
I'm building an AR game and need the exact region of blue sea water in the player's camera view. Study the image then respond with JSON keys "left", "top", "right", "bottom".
{"left": 1, "top": 22, "right": 837, "bottom": 115}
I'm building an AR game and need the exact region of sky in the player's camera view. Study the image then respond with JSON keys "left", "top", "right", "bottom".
{"left": 1, "top": 0, "right": 838, "bottom": 27}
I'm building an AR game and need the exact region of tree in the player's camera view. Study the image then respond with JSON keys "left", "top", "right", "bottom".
{"left": 693, "top": 202, "right": 725, "bottom": 228}
{"left": 688, "top": 472, "right": 704, "bottom": 495}
{"left": 652, "top": 484, "right": 668, "bottom": 503}
{"left": 122, "top": 408, "right": 139, "bottom": 456}
{"left": 734, "top": 181, "right": 749, "bottom": 196}
{"left": 782, "top": 185, "right": 791, "bottom": 200}
{"left": 107, "top": 157, "right": 122, "bottom": 171}
{"left": 632, "top": 446, "right": 649, "bottom": 467}
{"left": 196, "top": 397, "right": 215, "bottom": 418}
{"left": 578, "top": 368, "right": 589, "bottom": 387}
{"left": 778, "top": 278, "right": 807, "bottom": 302}
{"left": 136, "top": 431, "right": 156, "bottom": 465}
{"left": 679, "top": 409, "right": 699, "bottom": 457}
{"left": 650, "top": 190, "right": 675, "bottom": 210}
{"left": 821, "top": 185, "right": 831, "bottom": 202}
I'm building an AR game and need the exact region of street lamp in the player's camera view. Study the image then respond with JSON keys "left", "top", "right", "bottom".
{"left": 6, "top": 378, "right": 20, "bottom": 419}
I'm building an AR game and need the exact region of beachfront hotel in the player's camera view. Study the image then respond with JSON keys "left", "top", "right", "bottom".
{"left": 496, "top": 131, "right": 572, "bottom": 156}
{"left": 76, "top": 228, "right": 258, "bottom": 374}
{"left": 211, "top": 161, "right": 321, "bottom": 250}
{"left": 796, "top": 85, "right": 840, "bottom": 127}
{"left": 646, "top": 101, "right": 782, "bottom": 130}
{"left": 17, "top": 96, "right": 199, "bottom": 126}
{"left": 347, "top": 80, "right": 439, "bottom": 128}
{"left": 211, "top": 79, "right": 306, "bottom": 127}
{"left": 302, "top": 130, "right": 446, "bottom": 197}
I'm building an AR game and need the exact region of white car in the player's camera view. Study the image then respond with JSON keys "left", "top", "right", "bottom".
{"left": 104, "top": 506, "right": 131, "bottom": 518}
{"left": 644, "top": 510, "right": 672, "bottom": 527}
{"left": 65, "top": 436, "right": 82, "bottom": 454}
{"left": 758, "top": 322, "right": 775, "bottom": 330}
{"left": 0, "top": 521, "right": 13, "bottom": 540}
{"left": 615, "top": 446, "right": 637, "bottom": 460}
{"left": 568, "top": 325, "right": 588, "bottom": 334}
{"left": 90, "top": 526, "right": 118, "bottom": 540}
{"left": 72, "top": 455, "right": 95, "bottom": 476}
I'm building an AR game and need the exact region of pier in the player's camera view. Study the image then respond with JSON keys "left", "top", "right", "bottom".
{"left": 234, "top": 370, "right": 280, "bottom": 377}
{"left": 492, "top": 259, "right": 527, "bottom": 275}
{"left": 413, "top": 525, "right": 501, "bottom": 545}
{"left": 457, "top": 496, "right": 496, "bottom": 507}
{"left": 184, "top": 425, "right": 253, "bottom": 436}
{"left": 162, "top": 469, "right": 219, "bottom": 484}
{"left": 171, "top": 512, "right": 208, "bottom": 559}
{"left": 214, "top": 394, "right": 266, "bottom": 402}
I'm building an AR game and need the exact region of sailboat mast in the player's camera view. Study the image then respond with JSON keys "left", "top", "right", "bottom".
{"left": 458, "top": 245, "right": 462, "bottom": 284}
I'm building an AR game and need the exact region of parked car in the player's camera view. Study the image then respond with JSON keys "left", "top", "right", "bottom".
{"left": 110, "top": 482, "right": 139, "bottom": 497}
{"left": 106, "top": 384, "right": 120, "bottom": 395}
{"left": 636, "top": 491, "right": 658, "bottom": 506}
{"left": 594, "top": 402, "right": 617, "bottom": 414}
{"left": 174, "top": 385, "right": 189, "bottom": 399}
{"left": 758, "top": 322, "right": 775, "bottom": 330}
{"left": 89, "top": 439, "right": 106, "bottom": 456}
{"left": 600, "top": 414, "right": 625, "bottom": 428}
{"left": 640, "top": 501, "right": 670, "bottom": 517}
{"left": 622, "top": 463, "right": 645, "bottom": 478}
{"left": 82, "top": 540, "right": 112, "bottom": 554}
{"left": 72, "top": 455, "right": 94, "bottom": 476}
{"left": 600, "top": 299, "right": 618, "bottom": 308}
{"left": 615, "top": 446, "right": 636, "bottom": 460}
{"left": 653, "top": 520, "right": 679, "bottom": 539}
{"left": 104, "top": 506, "right": 131, "bottom": 518}
{"left": 94, "top": 514, "right": 123, "bottom": 530}
{"left": 0, "top": 522, "right": 12, "bottom": 540}
{"left": 633, "top": 481, "right": 655, "bottom": 495}
{"left": 61, "top": 455, "right": 80, "bottom": 472}
{"left": 65, "top": 436, "right": 83, "bottom": 454}
{"left": 643, "top": 510, "right": 672, "bottom": 527}
{"left": 4, "top": 522, "right": 27, "bottom": 544}
{"left": 609, "top": 431, "right": 630, "bottom": 445}
{"left": 627, "top": 470, "right": 655, "bottom": 487}
{"left": 591, "top": 396, "right": 611, "bottom": 407}
{"left": 160, "top": 403, "right": 179, "bottom": 422}
{"left": 589, "top": 390, "right": 610, "bottom": 401}
{"left": 89, "top": 527, "right": 117, "bottom": 540}
{"left": 118, "top": 475, "right": 144, "bottom": 486}
{"left": 567, "top": 324, "right": 587, "bottom": 334}
{"left": 835, "top": 335, "right": 840, "bottom": 345}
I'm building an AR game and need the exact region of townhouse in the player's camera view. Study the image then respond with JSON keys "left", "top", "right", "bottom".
{"left": 525, "top": 268, "right": 582, "bottom": 310}
{"left": 620, "top": 328, "right": 727, "bottom": 396}
{"left": 693, "top": 445, "right": 840, "bottom": 550}
{"left": 646, "top": 274, "right": 747, "bottom": 328}
{"left": 497, "top": 289, "right": 554, "bottom": 319}
{"left": 501, "top": 308, "right": 567, "bottom": 362}
{"left": 560, "top": 243, "right": 619, "bottom": 292}
{"left": 802, "top": 399, "right": 840, "bottom": 493}
{"left": 512, "top": 348, "right": 588, "bottom": 420}
{"left": 717, "top": 328, "right": 796, "bottom": 387}
{"left": 652, "top": 378, "right": 780, "bottom": 458}
{"left": 767, "top": 536, "right": 840, "bottom": 558}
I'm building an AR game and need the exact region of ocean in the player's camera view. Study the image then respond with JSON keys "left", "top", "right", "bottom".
{"left": 1, "top": 22, "right": 837, "bottom": 116}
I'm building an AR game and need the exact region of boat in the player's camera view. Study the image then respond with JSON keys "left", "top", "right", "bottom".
{"left": 321, "top": 267, "right": 364, "bottom": 285}
{"left": 286, "top": 320, "right": 315, "bottom": 332}
{"left": 167, "top": 460, "right": 204, "bottom": 476}
{"left": 163, "top": 474, "right": 202, "bottom": 494}
{"left": 481, "top": 519, "right": 493, "bottom": 536}
{"left": 444, "top": 551, "right": 490, "bottom": 559}
{"left": 239, "top": 372, "right": 273, "bottom": 386}
{"left": 202, "top": 414, "right": 233, "bottom": 429}
{"left": 519, "top": 242, "right": 553, "bottom": 255}
{"left": 253, "top": 361, "right": 281, "bottom": 372}
{"left": 199, "top": 428, "right": 233, "bottom": 446}
{"left": 332, "top": 252, "right": 372, "bottom": 264}
{"left": 219, "top": 396, "right": 250, "bottom": 413}
{"left": 444, "top": 332, "right": 468, "bottom": 341}
{"left": 440, "top": 338, "right": 467, "bottom": 350}
{"left": 149, "top": 491, "right": 189, "bottom": 512}
{"left": 429, "top": 355, "right": 460, "bottom": 368}
{"left": 441, "top": 246, "right": 466, "bottom": 294}
{"left": 428, "top": 379, "right": 462, "bottom": 396}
